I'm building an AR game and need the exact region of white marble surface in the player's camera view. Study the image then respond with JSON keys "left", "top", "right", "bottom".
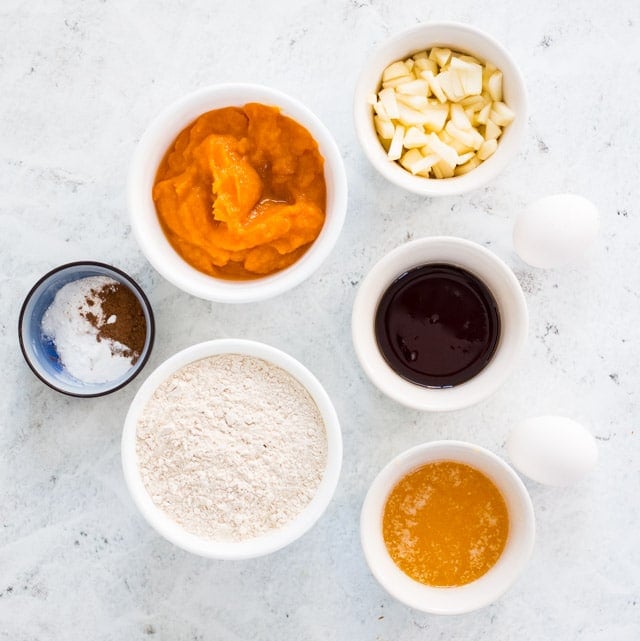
{"left": 1, "top": 1, "right": 639, "bottom": 639}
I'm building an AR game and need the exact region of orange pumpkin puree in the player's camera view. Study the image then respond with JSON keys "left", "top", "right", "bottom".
{"left": 383, "top": 461, "right": 509, "bottom": 587}
{"left": 153, "top": 103, "right": 326, "bottom": 279}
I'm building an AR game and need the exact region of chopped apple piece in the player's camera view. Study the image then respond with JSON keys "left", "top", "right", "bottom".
{"left": 374, "top": 115, "right": 395, "bottom": 140}
{"left": 475, "top": 102, "right": 491, "bottom": 125}
{"left": 445, "top": 121, "right": 483, "bottom": 150}
{"left": 450, "top": 104, "right": 472, "bottom": 130}
{"left": 490, "top": 101, "right": 515, "bottom": 126}
{"left": 414, "top": 56, "right": 438, "bottom": 75}
{"left": 429, "top": 47, "right": 452, "bottom": 66}
{"left": 444, "top": 135, "right": 474, "bottom": 155}
{"left": 416, "top": 154, "right": 440, "bottom": 175}
{"left": 457, "top": 151, "right": 475, "bottom": 165}
{"left": 399, "top": 148, "right": 423, "bottom": 172}
{"left": 378, "top": 87, "right": 399, "bottom": 119}
{"left": 487, "top": 70, "right": 503, "bottom": 102}
{"left": 420, "top": 103, "right": 449, "bottom": 132}
{"left": 420, "top": 70, "right": 447, "bottom": 103}
{"left": 477, "top": 138, "right": 498, "bottom": 160}
{"left": 460, "top": 94, "right": 485, "bottom": 111}
{"left": 454, "top": 156, "right": 481, "bottom": 175}
{"left": 373, "top": 101, "right": 388, "bottom": 119}
{"left": 458, "top": 54, "right": 482, "bottom": 65}
{"left": 449, "top": 57, "right": 482, "bottom": 95}
{"left": 433, "top": 158, "right": 455, "bottom": 178}
{"left": 396, "top": 79, "right": 430, "bottom": 96}
{"left": 387, "top": 125, "right": 405, "bottom": 160}
{"left": 437, "top": 70, "right": 465, "bottom": 102}
{"left": 382, "top": 75, "right": 414, "bottom": 89}
{"left": 484, "top": 119, "right": 502, "bottom": 140}
{"left": 397, "top": 103, "right": 430, "bottom": 126}
{"left": 396, "top": 93, "right": 429, "bottom": 110}
{"left": 383, "top": 60, "right": 411, "bottom": 82}
{"left": 400, "top": 149, "right": 439, "bottom": 175}
{"left": 431, "top": 163, "right": 444, "bottom": 179}
{"left": 482, "top": 62, "right": 498, "bottom": 86}
{"left": 403, "top": 126, "right": 431, "bottom": 148}
{"left": 366, "top": 92, "right": 378, "bottom": 105}
{"left": 425, "top": 132, "right": 458, "bottom": 168}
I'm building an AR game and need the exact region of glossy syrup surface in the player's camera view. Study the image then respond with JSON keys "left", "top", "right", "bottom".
{"left": 374, "top": 264, "right": 500, "bottom": 387}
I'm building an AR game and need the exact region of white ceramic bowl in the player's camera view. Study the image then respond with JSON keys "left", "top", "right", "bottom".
{"left": 354, "top": 22, "right": 527, "bottom": 196}
{"left": 361, "top": 440, "right": 535, "bottom": 614}
{"left": 352, "top": 237, "right": 528, "bottom": 411}
{"left": 122, "top": 339, "right": 342, "bottom": 559}
{"left": 129, "top": 84, "right": 348, "bottom": 302}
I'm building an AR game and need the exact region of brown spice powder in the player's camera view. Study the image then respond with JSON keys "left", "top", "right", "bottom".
{"left": 84, "top": 282, "right": 146, "bottom": 364}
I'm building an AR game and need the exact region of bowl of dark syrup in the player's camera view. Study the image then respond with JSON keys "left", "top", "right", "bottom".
{"left": 352, "top": 237, "right": 528, "bottom": 411}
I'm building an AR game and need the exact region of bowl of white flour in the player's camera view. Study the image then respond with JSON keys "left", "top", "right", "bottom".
{"left": 121, "top": 339, "right": 342, "bottom": 559}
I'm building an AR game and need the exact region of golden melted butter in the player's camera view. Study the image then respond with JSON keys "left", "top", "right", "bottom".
{"left": 382, "top": 461, "right": 509, "bottom": 587}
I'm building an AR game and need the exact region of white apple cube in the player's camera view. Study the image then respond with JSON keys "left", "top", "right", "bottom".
{"left": 454, "top": 156, "right": 481, "bottom": 175}
{"left": 374, "top": 115, "right": 395, "bottom": 140}
{"left": 430, "top": 47, "right": 452, "bottom": 67}
{"left": 396, "top": 79, "right": 430, "bottom": 96}
{"left": 383, "top": 60, "right": 411, "bottom": 82}
{"left": 484, "top": 119, "right": 502, "bottom": 140}
{"left": 387, "top": 125, "right": 405, "bottom": 160}
{"left": 490, "top": 101, "right": 515, "bottom": 127}
{"left": 487, "top": 70, "right": 503, "bottom": 102}
{"left": 403, "top": 126, "right": 431, "bottom": 148}
{"left": 477, "top": 138, "right": 498, "bottom": 160}
{"left": 379, "top": 87, "right": 400, "bottom": 119}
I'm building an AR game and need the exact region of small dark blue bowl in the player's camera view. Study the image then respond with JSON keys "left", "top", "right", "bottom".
{"left": 19, "top": 261, "right": 155, "bottom": 397}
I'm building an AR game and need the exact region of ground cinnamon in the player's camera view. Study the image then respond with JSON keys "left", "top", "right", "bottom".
{"left": 83, "top": 282, "right": 146, "bottom": 364}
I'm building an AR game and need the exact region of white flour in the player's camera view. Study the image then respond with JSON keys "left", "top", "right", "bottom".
{"left": 136, "top": 354, "right": 327, "bottom": 541}
{"left": 41, "top": 276, "right": 135, "bottom": 383}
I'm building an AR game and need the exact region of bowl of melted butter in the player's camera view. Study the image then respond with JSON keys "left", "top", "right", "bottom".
{"left": 360, "top": 440, "right": 535, "bottom": 614}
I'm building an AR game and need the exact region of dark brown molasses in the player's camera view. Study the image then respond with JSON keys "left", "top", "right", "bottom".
{"left": 375, "top": 264, "right": 500, "bottom": 388}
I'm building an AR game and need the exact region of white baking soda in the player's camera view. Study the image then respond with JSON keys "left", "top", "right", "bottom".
{"left": 136, "top": 354, "right": 327, "bottom": 541}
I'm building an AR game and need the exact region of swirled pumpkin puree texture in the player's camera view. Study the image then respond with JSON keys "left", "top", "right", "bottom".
{"left": 153, "top": 103, "right": 326, "bottom": 279}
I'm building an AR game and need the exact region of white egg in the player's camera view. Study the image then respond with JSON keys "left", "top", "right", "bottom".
{"left": 513, "top": 193, "right": 599, "bottom": 268}
{"left": 507, "top": 416, "right": 598, "bottom": 486}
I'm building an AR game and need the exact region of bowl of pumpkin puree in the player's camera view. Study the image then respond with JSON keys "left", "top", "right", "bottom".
{"left": 129, "top": 84, "right": 347, "bottom": 302}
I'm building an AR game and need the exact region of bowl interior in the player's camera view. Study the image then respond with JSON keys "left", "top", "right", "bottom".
{"left": 352, "top": 237, "right": 528, "bottom": 411}
{"left": 354, "top": 22, "right": 527, "bottom": 195}
{"left": 19, "top": 262, "right": 154, "bottom": 397}
{"left": 361, "top": 441, "right": 535, "bottom": 614}
{"left": 130, "top": 84, "right": 347, "bottom": 302}
{"left": 121, "top": 338, "right": 343, "bottom": 559}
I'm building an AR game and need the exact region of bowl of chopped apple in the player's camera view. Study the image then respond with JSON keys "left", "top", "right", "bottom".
{"left": 354, "top": 22, "right": 527, "bottom": 196}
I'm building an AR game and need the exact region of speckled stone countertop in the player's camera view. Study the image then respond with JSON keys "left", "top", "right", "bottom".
{"left": 1, "top": 1, "right": 639, "bottom": 639}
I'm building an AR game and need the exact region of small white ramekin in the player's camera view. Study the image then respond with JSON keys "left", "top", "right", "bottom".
{"left": 121, "top": 339, "right": 342, "bottom": 559}
{"left": 354, "top": 22, "right": 528, "bottom": 196}
{"left": 361, "top": 440, "right": 535, "bottom": 614}
{"left": 129, "top": 84, "right": 348, "bottom": 302}
{"left": 352, "top": 237, "right": 528, "bottom": 411}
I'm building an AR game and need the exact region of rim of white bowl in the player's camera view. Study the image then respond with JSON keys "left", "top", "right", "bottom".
{"left": 129, "top": 83, "right": 348, "bottom": 302}
{"left": 361, "top": 440, "right": 535, "bottom": 614}
{"left": 354, "top": 21, "right": 528, "bottom": 196}
{"left": 352, "top": 237, "right": 528, "bottom": 411}
{"left": 121, "top": 338, "right": 343, "bottom": 559}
